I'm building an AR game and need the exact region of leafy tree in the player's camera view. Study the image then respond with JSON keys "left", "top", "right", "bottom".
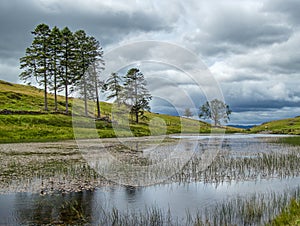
{"left": 199, "top": 99, "right": 232, "bottom": 126}
{"left": 122, "top": 68, "right": 152, "bottom": 123}
{"left": 105, "top": 72, "right": 122, "bottom": 105}
{"left": 20, "top": 23, "right": 51, "bottom": 111}
{"left": 183, "top": 108, "right": 193, "bottom": 118}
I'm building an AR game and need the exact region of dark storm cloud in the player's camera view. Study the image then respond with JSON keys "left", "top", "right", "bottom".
{"left": 184, "top": 2, "right": 293, "bottom": 58}
{"left": 231, "top": 100, "right": 300, "bottom": 113}
{"left": 0, "top": 0, "right": 176, "bottom": 82}
{"left": 0, "top": 0, "right": 173, "bottom": 54}
{"left": 0, "top": 0, "right": 299, "bottom": 125}
{"left": 263, "top": 0, "right": 300, "bottom": 25}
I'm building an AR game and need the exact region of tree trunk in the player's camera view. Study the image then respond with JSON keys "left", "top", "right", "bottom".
{"left": 134, "top": 76, "right": 138, "bottom": 123}
{"left": 65, "top": 81, "right": 68, "bottom": 114}
{"left": 43, "top": 39, "right": 48, "bottom": 112}
{"left": 95, "top": 80, "right": 100, "bottom": 118}
{"left": 44, "top": 73, "right": 48, "bottom": 111}
{"left": 54, "top": 59, "right": 58, "bottom": 111}
{"left": 65, "top": 49, "right": 69, "bottom": 114}
{"left": 135, "top": 110, "right": 139, "bottom": 123}
{"left": 65, "top": 65, "right": 68, "bottom": 114}
{"left": 84, "top": 77, "right": 88, "bottom": 117}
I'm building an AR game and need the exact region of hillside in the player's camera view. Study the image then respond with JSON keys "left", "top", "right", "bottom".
{"left": 0, "top": 80, "right": 243, "bottom": 143}
{"left": 250, "top": 116, "right": 300, "bottom": 135}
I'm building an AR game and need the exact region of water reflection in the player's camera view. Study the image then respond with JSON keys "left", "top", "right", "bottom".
{"left": 0, "top": 190, "right": 95, "bottom": 225}
{"left": 1, "top": 177, "right": 300, "bottom": 225}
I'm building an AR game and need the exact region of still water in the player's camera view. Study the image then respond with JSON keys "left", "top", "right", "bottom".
{"left": 0, "top": 134, "right": 299, "bottom": 225}
{"left": 1, "top": 177, "right": 300, "bottom": 225}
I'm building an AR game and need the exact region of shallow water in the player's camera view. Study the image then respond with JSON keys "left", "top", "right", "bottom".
{"left": 1, "top": 177, "right": 300, "bottom": 225}
{"left": 0, "top": 134, "right": 299, "bottom": 225}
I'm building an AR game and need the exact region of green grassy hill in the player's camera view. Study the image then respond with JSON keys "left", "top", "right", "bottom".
{"left": 250, "top": 116, "right": 300, "bottom": 135}
{"left": 0, "top": 80, "right": 244, "bottom": 143}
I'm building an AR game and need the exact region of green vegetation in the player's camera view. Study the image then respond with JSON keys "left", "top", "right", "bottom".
{"left": 269, "top": 199, "right": 300, "bottom": 226}
{"left": 268, "top": 138, "right": 300, "bottom": 225}
{"left": 250, "top": 116, "right": 300, "bottom": 135}
{"left": 0, "top": 80, "right": 243, "bottom": 143}
{"left": 277, "top": 136, "right": 300, "bottom": 146}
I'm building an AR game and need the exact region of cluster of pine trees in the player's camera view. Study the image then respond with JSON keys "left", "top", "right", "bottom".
{"left": 20, "top": 24, "right": 104, "bottom": 114}
{"left": 105, "top": 68, "right": 152, "bottom": 123}
{"left": 20, "top": 24, "right": 152, "bottom": 123}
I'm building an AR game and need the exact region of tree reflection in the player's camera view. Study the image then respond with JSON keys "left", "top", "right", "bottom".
{"left": 124, "top": 185, "right": 142, "bottom": 203}
{"left": 14, "top": 190, "right": 95, "bottom": 225}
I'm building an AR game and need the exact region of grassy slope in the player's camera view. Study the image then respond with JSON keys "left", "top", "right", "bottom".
{"left": 250, "top": 116, "right": 300, "bottom": 135}
{"left": 0, "top": 80, "right": 241, "bottom": 143}
{"left": 0, "top": 80, "right": 67, "bottom": 111}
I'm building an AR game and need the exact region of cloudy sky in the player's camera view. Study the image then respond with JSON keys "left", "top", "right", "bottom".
{"left": 1, "top": 0, "right": 300, "bottom": 125}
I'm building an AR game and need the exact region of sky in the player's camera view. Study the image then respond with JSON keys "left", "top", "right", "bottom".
{"left": 0, "top": 0, "right": 300, "bottom": 125}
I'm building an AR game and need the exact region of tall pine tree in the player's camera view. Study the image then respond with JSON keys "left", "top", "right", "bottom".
{"left": 20, "top": 23, "right": 51, "bottom": 111}
{"left": 49, "top": 26, "right": 62, "bottom": 111}
{"left": 74, "top": 31, "right": 105, "bottom": 116}
{"left": 122, "top": 68, "right": 152, "bottom": 123}
{"left": 60, "top": 27, "right": 75, "bottom": 114}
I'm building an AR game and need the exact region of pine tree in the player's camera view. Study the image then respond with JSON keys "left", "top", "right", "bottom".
{"left": 49, "top": 26, "right": 62, "bottom": 111}
{"left": 105, "top": 72, "right": 122, "bottom": 105}
{"left": 60, "top": 27, "right": 76, "bottom": 114}
{"left": 20, "top": 23, "right": 51, "bottom": 111}
{"left": 74, "top": 30, "right": 90, "bottom": 116}
{"left": 122, "top": 68, "right": 152, "bottom": 123}
{"left": 85, "top": 62, "right": 104, "bottom": 118}
{"left": 74, "top": 31, "right": 105, "bottom": 116}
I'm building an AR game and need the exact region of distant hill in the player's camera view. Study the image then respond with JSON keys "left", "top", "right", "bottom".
{"left": 227, "top": 124, "right": 256, "bottom": 129}
{"left": 250, "top": 116, "right": 300, "bottom": 135}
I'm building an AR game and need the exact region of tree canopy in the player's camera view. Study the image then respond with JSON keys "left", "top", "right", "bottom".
{"left": 122, "top": 68, "right": 152, "bottom": 123}
{"left": 199, "top": 99, "right": 232, "bottom": 126}
{"left": 19, "top": 24, "right": 104, "bottom": 114}
{"left": 20, "top": 23, "right": 51, "bottom": 111}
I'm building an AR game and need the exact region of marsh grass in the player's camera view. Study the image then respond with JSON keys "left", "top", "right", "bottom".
{"left": 78, "top": 187, "right": 300, "bottom": 226}
{"left": 0, "top": 146, "right": 109, "bottom": 194}
{"left": 167, "top": 138, "right": 300, "bottom": 184}
{"left": 3, "top": 137, "right": 299, "bottom": 194}
{"left": 16, "top": 186, "right": 300, "bottom": 226}
{"left": 1, "top": 136, "right": 300, "bottom": 224}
